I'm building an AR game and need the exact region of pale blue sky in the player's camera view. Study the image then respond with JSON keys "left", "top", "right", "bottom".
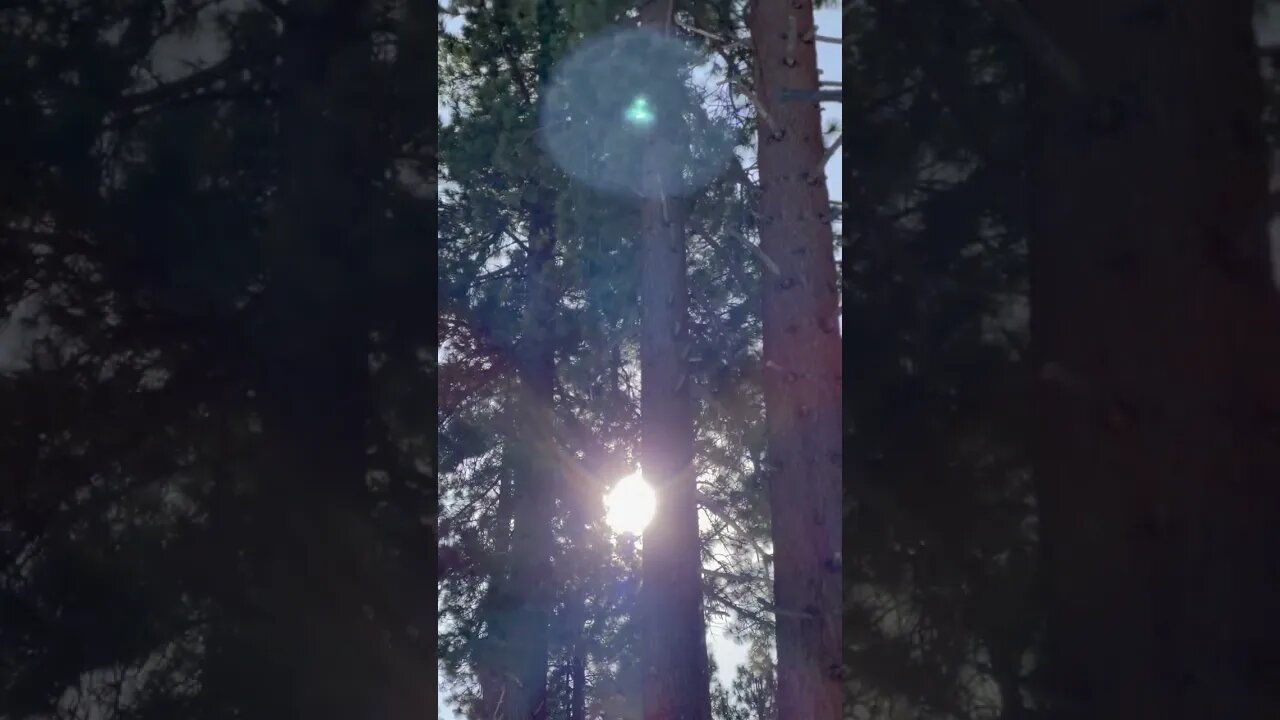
{"left": 437, "top": 8, "right": 842, "bottom": 718}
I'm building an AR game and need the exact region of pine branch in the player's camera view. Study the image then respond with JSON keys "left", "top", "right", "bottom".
{"left": 704, "top": 568, "right": 768, "bottom": 585}
{"left": 697, "top": 490, "right": 773, "bottom": 564}
{"left": 117, "top": 54, "right": 253, "bottom": 113}
{"left": 706, "top": 585, "right": 775, "bottom": 630}
{"left": 779, "top": 88, "right": 841, "bottom": 103}
{"left": 726, "top": 226, "right": 779, "bottom": 275}
{"left": 502, "top": 228, "right": 530, "bottom": 253}
{"left": 821, "top": 132, "right": 843, "bottom": 168}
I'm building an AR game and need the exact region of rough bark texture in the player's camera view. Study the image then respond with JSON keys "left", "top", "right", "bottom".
{"left": 1027, "top": 1, "right": 1280, "bottom": 717}
{"left": 637, "top": 2, "right": 713, "bottom": 719}
{"left": 747, "top": 0, "right": 844, "bottom": 718}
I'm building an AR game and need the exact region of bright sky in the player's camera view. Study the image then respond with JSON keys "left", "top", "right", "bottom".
{"left": 437, "top": 8, "right": 842, "bottom": 718}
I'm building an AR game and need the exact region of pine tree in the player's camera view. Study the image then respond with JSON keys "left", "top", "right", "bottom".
{"left": 1026, "top": 0, "right": 1280, "bottom": 716}
{"left": 727, "top": 638, "right": 777, "bottom": 720}
{"left": 2, "top": 1, "right": 438, "bottom": 717}
{"left": 634, "top": 1, "right": 714, "bottom": 718}
{"left": 744, "top": 0, "right": 842, "bottom": 716}
{"left": 437, "top": 2, "right": 654, "bottom": 717}
{"left": 843, "top": 1, "right": 1039, "bottom": 715}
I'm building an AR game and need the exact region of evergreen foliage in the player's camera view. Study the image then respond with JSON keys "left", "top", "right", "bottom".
{"left": 2, "top": 1, "right": 436, "bottom": 717}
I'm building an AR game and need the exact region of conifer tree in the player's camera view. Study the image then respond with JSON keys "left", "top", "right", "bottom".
{"left": 744, "top": 0, "right": 842, "bottom": 716}
{"left": 1026, "top": 0, "right": 1280, "bottom": 716}
{"left": 2, "top": 1, "right": 438, "bottom": 717}
{"left": 635, "top": 0, "right": 713, "bottom": 718}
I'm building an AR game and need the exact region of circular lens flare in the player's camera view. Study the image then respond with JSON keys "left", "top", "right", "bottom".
{"left": 604, "top": 470, "right": 655, "bottom": 536}
{"left": 624, "top": 96, "right": 656, "bottom": 128}
{"left": 538, "top": 27, "right": 737, "bottom": 198}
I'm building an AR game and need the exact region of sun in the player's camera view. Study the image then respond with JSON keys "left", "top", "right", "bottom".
{"left": 604, "top": 470, "right": 655, "bottom": 536}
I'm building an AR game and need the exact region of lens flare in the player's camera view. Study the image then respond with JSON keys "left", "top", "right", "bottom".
{"left": 624, "top": 96, "right": 656, "bottom": 128}
{"left": 539, "top": 27, "right": 736, "bottom": 198}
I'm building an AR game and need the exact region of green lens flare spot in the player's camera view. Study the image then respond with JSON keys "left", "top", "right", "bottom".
{"left": 624, "top": 96, "right": 656, "bottom": 128}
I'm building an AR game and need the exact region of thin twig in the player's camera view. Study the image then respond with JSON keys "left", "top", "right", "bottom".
{"left": 697, "top": 490, "right": 773, "bottom": 563}
{"left": 734, "top": 81, "right": 780, "bottom": 134}
{"left": 726, "top": 226, "right": 779, "bottom": 275}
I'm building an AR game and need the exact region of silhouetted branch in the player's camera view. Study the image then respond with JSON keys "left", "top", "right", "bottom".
{"left": 822, "top": 132, "right": 843, "bottom": 167}
{"left": 117, "top": 55, "right": 251, "bottom": 112}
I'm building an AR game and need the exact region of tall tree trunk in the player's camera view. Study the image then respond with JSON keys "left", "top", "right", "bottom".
{"left": 246, "top": 2, "right": 431, "bottom": 717}
{"left": 637, "top": 2, "right": 712, "bottom": 719}
{"left": 489, "top": 206, "right": 558, "bottom": 719}
{"left": 483, "top": 2, "right": 564, "bottom": 714}
{"left": 565, "top": 443, "right": 602, "bottom": 720}
{"left": 477, "top": 457, "right": 517, "bottom": 718}
{"left": 1027, "top": 1, "right": 1280, "bottom": 717}
{"left": 570, "top": 649, "right": 587, "bottom": 720}
{"left": 746, "top": 0, "right": 843, "bottom": 718}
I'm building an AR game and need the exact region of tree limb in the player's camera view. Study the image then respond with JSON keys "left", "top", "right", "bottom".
{"left": 117, "top": 55, "right": 252, "bottom": 113}
{"left": 822, "top": 132, "right": 843, "bottom": 168}
{"left": 706, "top": 584, "right": 775, "bottom": 630}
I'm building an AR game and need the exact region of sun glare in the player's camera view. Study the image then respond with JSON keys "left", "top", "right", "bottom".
{"left": 604, "top": 470, "right": 655, "bottom": 536}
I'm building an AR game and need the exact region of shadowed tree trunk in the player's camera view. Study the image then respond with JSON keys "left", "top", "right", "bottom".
{"left": 636, "top": 1, "right": 713, "bottom": 719}
{"left": 477, "top": 454, "right": 517, "bottom": 717}
{"left": 479, "top": 0, "right": 565, "bottom": 713}
{"left": 487, "top": 206, "right": 558, "bottom": 719}
{"left": 1027, "top": 1, "right": 1280, "bottom": 717}
{"left": 247, "top": 1, "right": 423, "bottom": 717}
{"left": 564, "top": 443, "right": 604, "bottom": 720}
{"left": 746, "top": 0, "right": 843, "bottom": 717}
{"left": 570, "top": 650, "right": 587, "bottom": 720}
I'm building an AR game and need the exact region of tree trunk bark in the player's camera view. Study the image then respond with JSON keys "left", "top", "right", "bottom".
{"left": 565, "top": 444, "right": 601, "bottom": 720}
{"left": 489, "top": 207, "right": 558, "bottom": 719}
{"left": 483, "top": 2, "right": 564, "bottom": 713}
{"left": 251, "top": 1, "right": 392, "bottom": 716}
{"left": 237, "top": 2, "right": 436, "bottom": 718}
{"left": 1027, "top": 1, "right": 1280, "bottom": 717}
{"left": 478, "top": 457, "right": 517, "bottom": 718}
{"left": 570, "top": 649, "right": 587, "bottom": 720}
{"left": 746, "top": 0, "right": 843, "bottom": 718}
{"left": 637, "top": 2, "right": 713, "bottom": 719}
